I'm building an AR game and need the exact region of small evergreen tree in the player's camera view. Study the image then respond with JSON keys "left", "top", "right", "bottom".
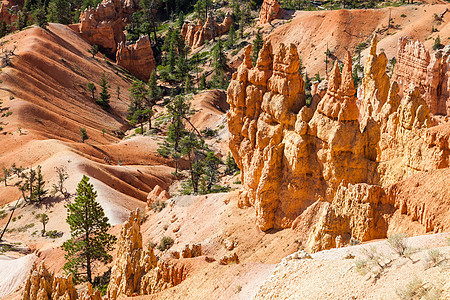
{"left": 184, "top": 75, "right": 192, "bottom": 94}
{"left": 16, "top": 11, "right": 28, "bottom": 31}
{"left": 97, "top": 73, "right": 111, "bottom": 109}
{"left": 80, "top": 127, "right": 88, "bottom": 143}
{"left": 86, "top": 82, "right": 96, "bottom": 100}
{"left": 127, "top": 80, "right": 150, "bottom": 134}
{"left": 88, "top": 44, "right": 99, "bottom": 58}
{"left": 116, "top": 85, "right": 120, "bottom": 100}
{"left": 39, "top": 213, "right": 49, "bottom": 236}
{"left": 62, "top": 175, "right": 116, "bottom": 283}
{"left": 251, "top": 28, "right": 263, "bottom": 66}
{"left": 432, "top": 35, "right": 442, "bottom": 50}
{"left": 33, "top": 6, "right": 48, "bottom": 29}
{"left": 33, "top": 166, "right": 47, "bottom": 202}
{"left": 47, "top": 0, "right": 71, "bottom": 24}
{"left": 224, "top": 152, "right": 238, "bottom": 175}
{"left": 199, "top": 73, "right": 207, "bottom": 90}
{"left": 225, "top": 24, "right": 235, "bottom": 49}
{"left": 202, "top": 151, "right": 220, "bottom": 192}
{"left": 180, "top": 133, "right": 203, "bottom": 193}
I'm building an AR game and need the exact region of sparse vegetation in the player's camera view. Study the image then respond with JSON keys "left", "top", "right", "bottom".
{"left": 157, "top": 236, "right": 174, "bottom": 251}
{"left": 388, "top": 233, "right": 412, "bottom": 258}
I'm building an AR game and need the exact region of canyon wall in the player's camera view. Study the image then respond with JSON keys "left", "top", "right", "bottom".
{"left": 181, "top": 12, "right": 233, "bottom": 49}
{"left": 227, "top": 36, "right": 450, "bottom": 251}
{"left": 393, "top": 37, "right": 450, "bottom": 116}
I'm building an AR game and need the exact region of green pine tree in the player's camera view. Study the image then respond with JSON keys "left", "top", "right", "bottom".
{"left": 97, "top": 73, "right": 111, "bottom": 109}
{"left": 127, "top": 80, "right": 150, "bottom": 134}
{"left": 251, "top": 28, "right": 264, "bottom": 66}
{"left": 62, "top": 175, "right": 116, "bottom": 283}
{"left": 47, "top": 0, "right": 71, "bottom": 25}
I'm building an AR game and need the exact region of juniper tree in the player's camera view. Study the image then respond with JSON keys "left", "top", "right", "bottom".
{"left": 80, "top": 127, "right": 88, "bottom": 143}
{"left": 39, "top": 213, "right": 49, "bottom": 236}
{"left": 62, "top": 175, "right": 116, "bottom": 283}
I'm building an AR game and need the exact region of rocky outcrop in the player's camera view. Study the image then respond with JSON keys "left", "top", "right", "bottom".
{"left": 107, "top": 209, "right": 187, "bottom": 298}
{"left": 116, "top": 36, "right": 156, "bottom": 81}
{"left": 22, "top": 262, "right": 100, "bottom": 300}
{"left": 181, "top": 12, "right": 233, "bottom": 49}
{"left": 359, "top": 36, "right": 390, "bottom": 124}
{"left": 181, "top": 244, "right": 202, "bottom": 258}
{"left": 227, "top": 37, "right": 450, "bottom": 252}
{"left": 259, "top": 0, "right": 281, "bottom": 25}
{"left": 147, "top": 185, "right": 170, "bottom": 208}
{"left": 0, "top": 3, "right": 18, "bottom": 28}
{"left": 392, "top": 37, "right": 450, "bottom": 116}
{"left": 228, "top": 42, "right": 378, "bottom": 233}
{"left": 219, "top": 253, "right": 240, "bottom": 265}
{"left": 77, "top": 0, "right": 126, "bottom": 54}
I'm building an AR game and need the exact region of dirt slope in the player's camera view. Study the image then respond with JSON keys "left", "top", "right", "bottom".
{"left": 257, "top": 4, "right": 450, "bottom": 76}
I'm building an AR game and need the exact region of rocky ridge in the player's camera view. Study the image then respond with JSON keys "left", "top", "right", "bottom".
{"left": 181, "top": 12, "right": 233, "bottom": 49}
{"left": 227, "top": 36, "right": 450, "bottom": 252}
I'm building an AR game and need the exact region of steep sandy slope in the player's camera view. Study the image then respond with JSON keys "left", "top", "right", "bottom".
{"left": 258, "top": 4, "right": 450, "bottom": 76}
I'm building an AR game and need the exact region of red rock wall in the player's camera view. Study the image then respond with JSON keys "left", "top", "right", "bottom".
{"left": 116, "top": 36, "right": 156, "bottom": 81}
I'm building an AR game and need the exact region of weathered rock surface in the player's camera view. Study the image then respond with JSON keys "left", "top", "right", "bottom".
{"left": 259, "top": 0, "right": 281, "bottom": 25}
{"left": 181, "top": 12, "right": 233, "bottom": 49}
{"left": 116, "top": 35, "right": 156, "bottom": 81}
{"left": 107, "top": 209, "right": 187, "bottom": 298}
{"left": 77, "top": 0, "right": 126, "bottom": 54}
{"left": 22, "top": 261, "right": 100, "bottom": 300}
{"left": 227, "top": 37, "right": 450, "bottom": 252}
{"left": 147, "top": 185, "right": 171, "bottom": 208}
{"left": 392, "top": 37, "right": 450, "bottom": 116}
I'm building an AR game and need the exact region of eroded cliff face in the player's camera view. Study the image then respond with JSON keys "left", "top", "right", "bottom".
{"left": 227, "top": 37, "right": 450, "bottom": 252}
{"left": 107, "top": 209, "right": 187, "bottom": 298}
{"left": 181, "top": 12, "right": 233, "bottom": 49}
{"left": 259, "top": 0, "right": 281, "bottom": 25}
{"left": 22, "top": 262, "right": 101, "bottom": 300}
{"left": 77, "top": 0, "right": 126, "bottom": 54}
{"left": 116, "top": 36, "right": 156, "bottom": 81}
{"left": 392, "top": 37, "right": 450, "bottom": 116}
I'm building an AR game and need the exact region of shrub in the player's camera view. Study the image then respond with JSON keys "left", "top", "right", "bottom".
{"left": 425, "top": 249, "right": 445, "bottom": 268}
{"left": 388, "top": 233, "right": 411, "bottom": 257}
{"left": 149, "top": 200, "right": 166, "bottom": 213}
{"left": 157, "top": 236, "right": 174, "bottom": 251}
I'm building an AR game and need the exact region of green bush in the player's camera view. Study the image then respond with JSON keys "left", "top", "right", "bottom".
{"left": 157, "top": 236, "right": 174, "bottom": 251}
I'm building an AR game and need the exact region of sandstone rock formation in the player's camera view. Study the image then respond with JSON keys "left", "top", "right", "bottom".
{"left": 181, "top": 12, "right": 233, "bottom": 49}
{"left": 218, "top": 253, "right": 240, "bottom": 265}
{"left": 259, "top": 0, "right": 281, "bottom": 25}
{"left": 77, "top": 0, "right": 126, "bottom": 54}
{"left": 0, "top": 3, "right": 18, "bottom": 28}
{"left": 22, "top": 261, "right": 101, "bottom": 300}
{"left": 392, "top": 37, "right": 450, "bottom": 116}
{"left": 227, "top": 37, "right": 450, "bottom": 252}
{"left": 147, "top": 185, "right": 171, "bottom": 209}
{"left": 116, "top": 35, "right": 156, "bottom": 81}
{"left": 107, "top": 209, "right": 187, "bottom": 298}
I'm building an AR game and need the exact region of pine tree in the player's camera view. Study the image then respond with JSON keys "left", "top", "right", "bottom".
{"left": 80, "top": 127, "right": 88, "bottom": 143}
{"left": 39, "top": 213, "right": 49, "bottom": 236}
{"left": 180, "top": 133, "right": 203, "bottom": 193}
{"left": 88, "top": 44, "right": 99, "bottom": 58}
{"left": 127, "top": 80, "right": 150, "bottom": 134}
{"left": 97, "top": 73, "right": 111, "bottom": 109}
{"left": 224, "top": 152, "right": 238, "bottom": 175}
{"left": 184, "top": 75, "right": 192, "bottom": 94}
{"left": 211, "top": 38, "right": 228, "bottom": 89}
{"left": 86, "top": 82, "right": 96, "bottom": 100}
{"left": 199, "top": 73, "right": 207, "bottom": 90}
{"left": 47, "top": 0, "right": 71, "bottom": 25}
{"left": 157, "top": 95, "right": 192, "bottom": 175}
{"left": 225, "top": 24, "right": 235, "bottom": 49}
{"left": 33, "top": 6, "right": 48, "bottom": 29}
{"left": 203, "top": 151, "right": 220, "bottom": 192}
{"left": 251, "top": 28, "right": 264, "bottom": 66}
{"left": 62, "top": 175, "right": 116, "bottom": 283}
{"left": 33, "top": 165, "right": 47, "bottom": 202}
